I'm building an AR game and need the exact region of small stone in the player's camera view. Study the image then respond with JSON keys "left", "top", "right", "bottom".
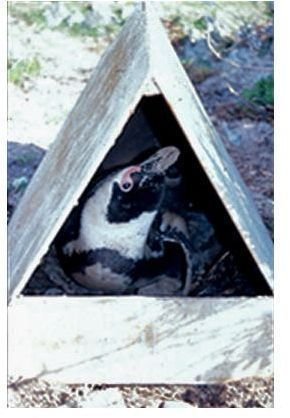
{"left": 12, "top": 176, "right": 29, "bottom": 191}
{"left": 77, "top": 388, "right": 126, "bottom": 408}
{"left": 159, "top": 400, "right": 196, "bottom": 408}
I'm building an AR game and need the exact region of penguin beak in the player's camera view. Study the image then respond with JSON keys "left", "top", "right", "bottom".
{"left": 140, "top": 146, "right": 180, "bottom": 179}
{"left": 119, "top": 147, "right": 180, "bottom": 193}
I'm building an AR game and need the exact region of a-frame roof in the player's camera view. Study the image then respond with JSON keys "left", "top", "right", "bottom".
{"left": 8, "top": 4, "right": 273, "bottom": 301}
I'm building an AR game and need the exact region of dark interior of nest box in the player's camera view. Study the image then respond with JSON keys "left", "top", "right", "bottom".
{"left": 23, "top": 95, "right": 272, "bottom": 297}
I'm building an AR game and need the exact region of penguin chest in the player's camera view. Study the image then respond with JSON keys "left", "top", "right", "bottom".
{"left": 64, "top": 210, "right": 157, "bottom": 261}
{"left": 61, "top": 207, "right": 158, "bottom": 291}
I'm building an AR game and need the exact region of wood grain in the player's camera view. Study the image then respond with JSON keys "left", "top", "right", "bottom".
{"left": 8, "top": 9, "right": 152, "bottom": 300}
{"left": 8, "top": 296, "right": 273, "bottom": 384}
{"left": 144, "top": 5, "right": 274, "bottom": 291}
{"left": 8, "top": 6, "right": 273, "bottom": 302}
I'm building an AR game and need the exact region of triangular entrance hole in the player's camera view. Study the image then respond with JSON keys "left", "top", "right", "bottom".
{"left": 23, "top": 96, "right": 272, "bottom": 297}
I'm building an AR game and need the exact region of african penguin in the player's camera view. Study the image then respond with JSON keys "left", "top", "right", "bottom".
{"left": 55, "top": 146, "right": 193, "bottom": 294}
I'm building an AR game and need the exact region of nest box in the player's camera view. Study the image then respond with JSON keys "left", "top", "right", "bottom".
{"left": 8, "top": 5, "right": 273, "bottom": 385}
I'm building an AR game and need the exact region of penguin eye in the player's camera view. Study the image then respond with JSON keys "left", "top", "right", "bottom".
{"left": 119, "top": 165, "right": 141, "bottom": 193}
{"left": 120, "top": 180, "right": 134, "bottom": 193}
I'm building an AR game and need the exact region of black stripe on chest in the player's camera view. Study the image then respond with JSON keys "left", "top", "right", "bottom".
{"left": 60, "top": 243, "right": 186, "bottom": 284}
{"left": 60, "top": 247, "right": 136, "bottom": 276}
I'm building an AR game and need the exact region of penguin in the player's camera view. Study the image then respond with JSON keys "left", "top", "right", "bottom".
{"left": 55, "top": 146, "right": 193, "bottom": 295}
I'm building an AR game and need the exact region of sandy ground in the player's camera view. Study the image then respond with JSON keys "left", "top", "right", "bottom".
{"left": 8, "top": 12, "right": 109, "bottom": 149}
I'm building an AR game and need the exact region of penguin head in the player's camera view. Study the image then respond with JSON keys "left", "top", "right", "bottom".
{"left": 106, "top": 146, "right": 180, "bottom": 223}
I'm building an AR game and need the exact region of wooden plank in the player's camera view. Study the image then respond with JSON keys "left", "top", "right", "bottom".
{"left": 144, "top": 5, "right": 274, "bottom": 291}
{"left": 8, "top": 8, "right": 151, "bottom": 301}
{"left": 8, "top": 4, "right": 273, "bottom": 301}
{"left": 8, "top": 296, "right": 273, "bottom": 384}
{"left": 143, "top": 79, "right": 161, "bottom": 96}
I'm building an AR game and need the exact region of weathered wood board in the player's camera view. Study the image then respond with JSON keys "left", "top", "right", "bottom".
{"left": 8, "top": 5, "right": 273, "bottom": 302}
{"left": 144, "top": 6, "right": 274, "bottom": 291}
{"left": 7, "top": 9, "right": 152, "bottom": 300}
{"left": 8, "top": 297, "right": 273, "bottom": 384}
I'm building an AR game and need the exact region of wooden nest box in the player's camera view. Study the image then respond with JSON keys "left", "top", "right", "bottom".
{"left": 8, "top": 5, "right": 273, "bottom": 384}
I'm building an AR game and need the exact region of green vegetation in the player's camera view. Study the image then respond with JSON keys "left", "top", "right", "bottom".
{"left": 58, "top": 4, "right": 126, "bottom": 40}
{"left": 162, "top": 1, "right": 272, "bottom": 41}
{"left": 8, "top": 1, "right": 273, "bottom": 42}
{"left": 8, "top": 3, "right": 47, "bottom": 28}
{"left": 193, "top": 16, "right": 208, "bottom": 32}
{"left": 103, "top": 4, "right": 127, "bottom": 38}
{"left": 243, "top": 75, "right": 274, "bottom": 107}
{"left": 8, "top": 57, "right": 41, "bottom": 87}
{"left": 58, "top": 20, "right": 100, "bottom": 38}
{"left": 8, "top": 2, "right": 126, "bottom": 41}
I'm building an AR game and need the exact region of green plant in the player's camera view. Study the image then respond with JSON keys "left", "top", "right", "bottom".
{"left": 193, "top": 16, "right": 208, "bottom": 32}
{"left": 111, "top": 5, "right": 126, "bottom": 26}
{"left": 56, "top": 7, "right": 124, "bottom": 40}
{"left": 8, "top": 3, "right": 46, "bottom": 28}
{"left": 59, "top": 20, "right": 100, "bottom": 38}
{"left": 243, "top": 75, "right": 274, "bottom": 107}
{"left": 8, "top": 57, "right": 41, "bottom": 87}
{"left": 102, "top": 5, "right": 126, "bottom": 39}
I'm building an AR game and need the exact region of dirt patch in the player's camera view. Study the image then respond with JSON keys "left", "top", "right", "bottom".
{"left": 8, "top": 377, "right": 273, "bottom": 408}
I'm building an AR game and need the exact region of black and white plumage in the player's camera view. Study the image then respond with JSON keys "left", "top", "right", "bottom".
{"left": 55, "top": 146, "right": 193, "bottom": 295}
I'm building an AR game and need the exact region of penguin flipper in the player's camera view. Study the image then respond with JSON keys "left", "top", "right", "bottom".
{"left": 145, "top": 210, "right": 193, "bottom": 295}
